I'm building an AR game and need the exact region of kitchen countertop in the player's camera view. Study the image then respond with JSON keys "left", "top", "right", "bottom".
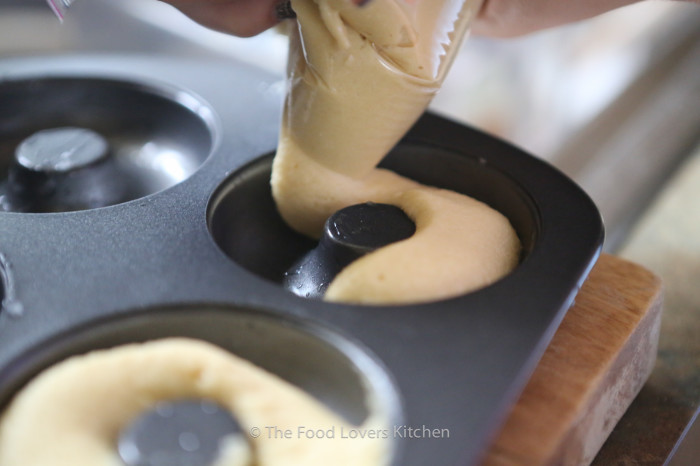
{"left": 593, "top": 144, "right": 700, "bottom": 464}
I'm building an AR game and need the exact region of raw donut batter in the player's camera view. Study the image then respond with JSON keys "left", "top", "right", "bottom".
{"left": 0, "top": 338, "right": 387, "bottom": 466}
{"left": 272, "top": 0, "right": 520, "bottom": 304}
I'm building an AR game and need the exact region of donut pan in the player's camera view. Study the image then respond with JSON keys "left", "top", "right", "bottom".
{"left": 0, "top": 55, "right": 603, "bottom": 465}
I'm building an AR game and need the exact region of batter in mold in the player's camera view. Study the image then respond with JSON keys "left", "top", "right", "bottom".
{"left": 272, "top": 0, "right": 521, "bottom": 304}
{"left": 0, "top": 338, "right": 388, "bottom": 465}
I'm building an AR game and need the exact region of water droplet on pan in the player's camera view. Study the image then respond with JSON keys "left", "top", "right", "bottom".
{"left": 178, "top": 432, "right": 200, "bottom": 452}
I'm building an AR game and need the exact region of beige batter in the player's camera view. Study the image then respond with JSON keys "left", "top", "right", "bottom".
{"left": 0, "top": 338, "right": 387, "bottom": 466}
{"left": 272, "top": 0, "right": 520, "bottom": 304}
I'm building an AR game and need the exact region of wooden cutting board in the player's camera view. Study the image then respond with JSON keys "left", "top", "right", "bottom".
{"left": 483, "top": 253, "right": 664, "bottom": 465}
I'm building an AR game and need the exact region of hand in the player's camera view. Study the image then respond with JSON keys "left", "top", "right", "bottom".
{"left": 158, "top": 0, "right": 282, "bottom": 37}
{"left": 159, "top": 0, "right": 369, "bottom": 37}
{"left": 161, "top": 0, "right": 698, "bottom": 39}
{"left": 472, "top": 0, "right": 698, "bottom": 38}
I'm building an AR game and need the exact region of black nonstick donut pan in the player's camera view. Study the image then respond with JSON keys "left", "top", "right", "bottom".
{"left": 0, "top": 55, "right": 603, "bottom": 466}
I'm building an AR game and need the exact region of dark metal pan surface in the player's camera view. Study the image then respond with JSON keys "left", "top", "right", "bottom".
{"left": 0, "top": 56, "right": 603, "bottom": 465}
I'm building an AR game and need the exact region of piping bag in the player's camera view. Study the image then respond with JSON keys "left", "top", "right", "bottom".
{"left": 272, "top": 0, "right": 485, "bottom": 237}
{"left": 278, "top": 0, "right": 484, "bottom": 178}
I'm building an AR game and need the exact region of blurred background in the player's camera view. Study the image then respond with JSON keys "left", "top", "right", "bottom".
{"left": 1, "top": 0, "right": 699, "bottom": 463}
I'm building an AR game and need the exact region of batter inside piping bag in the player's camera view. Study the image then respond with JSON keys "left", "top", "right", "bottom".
{"left": 272, "top": 0, "right": 520, "bottom": 304}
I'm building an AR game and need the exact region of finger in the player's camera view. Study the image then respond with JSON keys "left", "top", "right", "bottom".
{"left": 275, "top": 0, "right": 373, "bottom": 18}
{"left": 161, "top": 0, "right": 282, "bottom": 37}
{"left": 472, "top": 0, "right": 640, "bottom": 38}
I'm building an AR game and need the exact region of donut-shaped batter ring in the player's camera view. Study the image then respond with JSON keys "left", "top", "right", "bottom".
{"left": 0, "top": 338, "right": 386, "bottom": 466}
